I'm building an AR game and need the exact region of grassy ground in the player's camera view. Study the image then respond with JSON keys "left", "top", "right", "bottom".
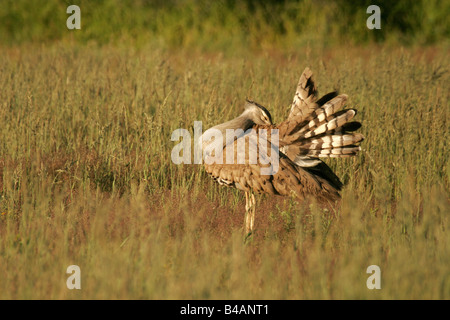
{"left": 0, "top": 43, "right": 448, "bottom": 299}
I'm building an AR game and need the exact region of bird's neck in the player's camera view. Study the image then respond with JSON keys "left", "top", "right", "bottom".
{"left": 211, "top": 113, "right": 254, "bottom": 136}
{"left": 200, "top": 113, "right": 255, "bottom": 153}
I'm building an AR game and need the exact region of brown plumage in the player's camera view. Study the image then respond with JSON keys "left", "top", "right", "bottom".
{"left": 201, "top": 68, "right": 364, "bottom": 235}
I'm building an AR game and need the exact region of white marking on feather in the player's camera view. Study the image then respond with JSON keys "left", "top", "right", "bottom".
{"left": 294, "top": 156, "right": 322, "bottom": 167}
{"left": 317, "top": 112, "right": 326, "bottom": 122}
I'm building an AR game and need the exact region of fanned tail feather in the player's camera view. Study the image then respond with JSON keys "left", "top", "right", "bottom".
{"left": 280, "top": 90, "right": 364, "bottom": 166}
{"left": 300, "top": 133, "right": 365, "bottom": 150}
{"left": 288, "top": 67, "right": 318, "bottom": 121}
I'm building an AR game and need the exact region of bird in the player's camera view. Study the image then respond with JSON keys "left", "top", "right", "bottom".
{"left": 200, "top": 67, "right": 364, "bottom": 235}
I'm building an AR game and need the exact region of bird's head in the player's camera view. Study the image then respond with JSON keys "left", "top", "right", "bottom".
{"left": 243, "top": 99, "right": 273, "bottom": 125}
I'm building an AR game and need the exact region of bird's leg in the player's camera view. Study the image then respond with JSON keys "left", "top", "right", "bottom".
{"left": 244, "top": 190, "right": 256, "bottom": 236}
{"left": 244, "top": 191, "right": 251, "bottom": 235}
{"left": 249, "top": 192, "right": 256, "bottom": 232}
{"left": 245, "top": 191, "right": 249, "bottom": 212}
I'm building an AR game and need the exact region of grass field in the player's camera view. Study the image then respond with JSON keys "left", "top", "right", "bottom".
{"left": 0, "top": 1, "right": 449, "bottom": 300}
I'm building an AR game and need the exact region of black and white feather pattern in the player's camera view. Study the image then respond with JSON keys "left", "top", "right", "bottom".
{"left": 279, "top": 68, "right": 364, "bottom": 166}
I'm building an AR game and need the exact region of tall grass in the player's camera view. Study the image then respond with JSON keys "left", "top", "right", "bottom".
{"left": 0, "top": 43, "right": 448, "bottom": 299}
{"left": 1, "top": 0, "right": 449, "bottom": 50}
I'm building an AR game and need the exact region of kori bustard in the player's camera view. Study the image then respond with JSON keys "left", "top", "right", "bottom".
{"left": 200, "top": 68, "right": 364, "bottom": 235}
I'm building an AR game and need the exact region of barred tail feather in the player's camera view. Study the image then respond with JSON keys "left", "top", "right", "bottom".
{"left": 288, "top": 67, "right": 318, "bottom": 120}
{"left": 284, "top": 94, "right": 349, "bottom": 139}
{"left": 279, "top": 69, "right": 364, "bottom": 169}
{"left": 299, "top": 145, "right": 361, "bottom": 158}
{"left": 300, "top": 133, "right": 365, "bottom": 150}
{"left": 303, "top": 109, "right": 356, "bottom": 139}
{"left": 280, "top": 95, "right": 364, "bottom": 166}
{"left": 292, "top": 120, "right": 363, "bottom": 161}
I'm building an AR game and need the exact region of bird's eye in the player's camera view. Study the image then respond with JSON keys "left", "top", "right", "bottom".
{"left": 261, "top": 113, "right": 269, "bottom": 123}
